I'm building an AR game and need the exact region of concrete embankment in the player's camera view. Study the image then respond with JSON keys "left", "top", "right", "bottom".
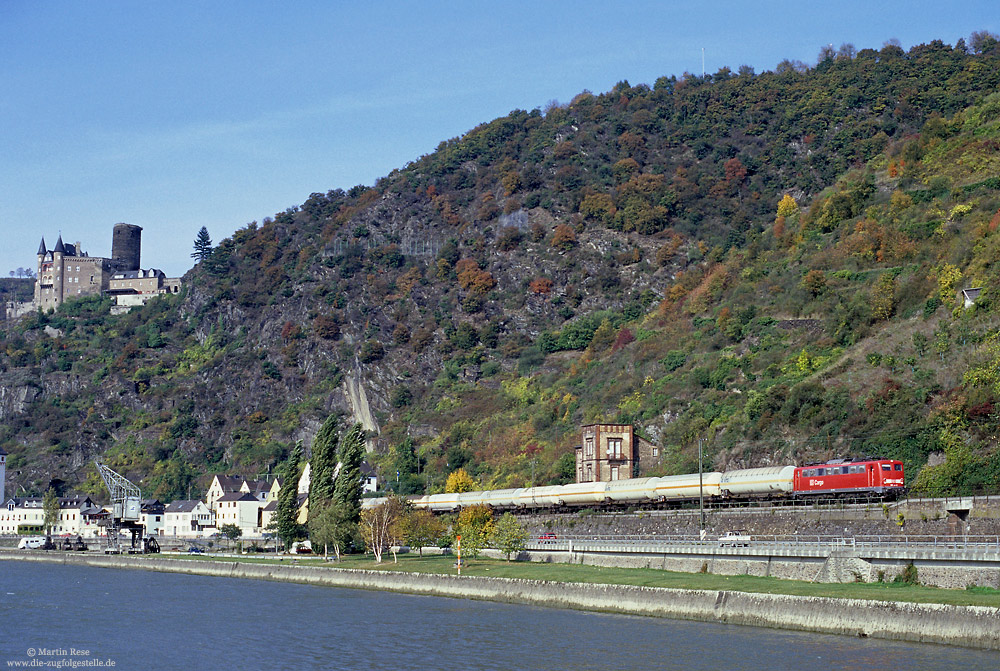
{"left": 2, "top": 551, "right": 998, "bottom": 650}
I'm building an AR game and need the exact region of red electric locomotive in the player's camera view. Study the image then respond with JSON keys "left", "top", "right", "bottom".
{"left": 793, "top": 457, "right": 904, "bottom": 497}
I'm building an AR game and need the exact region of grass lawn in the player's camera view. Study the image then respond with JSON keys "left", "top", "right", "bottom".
{"left": 170, "top": 551, "right": 1000, "bottom": 608}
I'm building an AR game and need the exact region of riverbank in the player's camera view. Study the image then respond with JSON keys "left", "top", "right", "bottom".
{"left": 3, "top": 551, "right": 998, "bottom": 650}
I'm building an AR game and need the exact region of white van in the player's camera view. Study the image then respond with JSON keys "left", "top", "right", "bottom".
{"left": 17, "top": 537, "right": 45, "bottom": 550}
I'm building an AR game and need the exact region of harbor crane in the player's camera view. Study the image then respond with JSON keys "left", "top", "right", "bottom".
{"left": 94, "top": 460, "right": 159, "bottom": 554}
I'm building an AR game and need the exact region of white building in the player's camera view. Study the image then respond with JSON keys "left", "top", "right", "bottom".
{"left": 140, "top": 500, "right": 166, "bottom": 536}
{"left": 215, "top": 492, "right": 265, "bottom": 537}
{"left": 163, "top": 500, "right": 214, "bottom": 537}
{"left": 0, "top": 495, "right": 104, "bottom": 537}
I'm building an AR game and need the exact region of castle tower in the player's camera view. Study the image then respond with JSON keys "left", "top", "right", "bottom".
{"left": 52, "top": 235, "right": 66, "bottom": 305}
{"left": 111, "top": 223, "right": 142, "bottom": 271}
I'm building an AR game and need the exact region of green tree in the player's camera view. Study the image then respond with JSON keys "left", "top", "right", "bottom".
{"left": 489, "top": 512, "right": 528, "bottom": 562}
{"left": 456, "top": 504, "right": 494, "bottom": 560}
{"left": 333, "top": 423, "right": 366, "bottom": 525}
{"left": 309, "top": 414, "right": 340, "bottom": 508}
{"left": 219, "top": 523, "right": 242, "bottom": 550}
{"left": 272, "top": 442, "right": 304, "bottom": 551}
{"left": 398, "top": 508, "right": 444, "bottom": 556}
{"left": 191, "top": 226, "right": 213, "bottom": 262}
{"left": 308, "top": 499, "right": 355, "bottom": 560}
{"left": 42, "top": 488, "right": 59, "bottom": 535}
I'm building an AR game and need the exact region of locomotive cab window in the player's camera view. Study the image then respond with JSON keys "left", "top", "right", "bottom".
{"left": 894, "top": 464, "right": 902, "bottom": 471}
{"left": 881, "top": 464, "right": 891, "bottom": 471}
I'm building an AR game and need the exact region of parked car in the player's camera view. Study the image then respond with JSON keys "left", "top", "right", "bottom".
{"left": 17, "top": 537, "right": 45, "bottom": 550}
{"left": 187, "top": 546, "right": 204, "bottom": 554}
{"left": 718, "top": 530, "right": 751, "bottom": 547}
{"left": 538, "top": 532, "right": 558, "bottom": 544}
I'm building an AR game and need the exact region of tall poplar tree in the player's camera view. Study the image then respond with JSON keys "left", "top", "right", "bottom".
{"left": 333, "top": 423, "right": 366, "bottom": 525}
{"left": 309, "top": 414, "right": 339, "bottom": 508}
{"left": 273, "top": 442, "right": 304, "bottom": 550}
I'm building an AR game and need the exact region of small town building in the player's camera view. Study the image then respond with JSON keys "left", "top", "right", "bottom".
{"left": 163, "top": 500, "right": 214, "bottom": 537}
{"left": 574, "top": 424, "right": 659, "bottom": 483}
{"left": 215, "top": 492, "right": 265, "bottom": 537}
{"left": 140, "top": 499, "right": 166, "bottom": 536}
{"left": 0, "top": 494, "right": 103, "bottom": 537}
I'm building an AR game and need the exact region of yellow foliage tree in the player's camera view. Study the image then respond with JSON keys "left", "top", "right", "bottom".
{"left": 871, "top": 273, "right": 897, "bottom": 321}
{"left": 937, "top": 263, "right": 963, "bottom": 306}
{"left": 445, "top": 468, "right": 476, "bottom": 493}
{"left": 776, "top": 194, "right": 798, "bottom": 219}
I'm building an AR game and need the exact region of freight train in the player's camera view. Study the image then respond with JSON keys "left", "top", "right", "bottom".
{"left": 363, "top": 457, "right": 904, "bottom": 512}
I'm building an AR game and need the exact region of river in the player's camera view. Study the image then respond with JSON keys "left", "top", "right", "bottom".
{"left": 0, "top": 561, "right": 997, "bottom": 670}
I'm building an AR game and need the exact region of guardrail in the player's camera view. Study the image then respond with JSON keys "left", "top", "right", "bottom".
{"left": 526, "top": 533, "right": 1000, "bottom": 551}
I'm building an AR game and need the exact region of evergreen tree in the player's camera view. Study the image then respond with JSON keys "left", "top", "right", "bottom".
{"left": 272, "top": 441, "right": 304, "bottom": 550}
{"left": 333, "top": 423, "right": 366, "bottom": 525}
{"left": 309, "top": 414, "right": 339, "bottom": 508}
{"left": 191, "top": 226, "right": 213, "bottom": 261}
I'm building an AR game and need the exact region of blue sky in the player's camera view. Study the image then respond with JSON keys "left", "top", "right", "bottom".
{"left": 1, "top": 2, "right": 996, "bottom": 278}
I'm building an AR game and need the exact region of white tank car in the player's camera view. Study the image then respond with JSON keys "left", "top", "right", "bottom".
{"left": 515, "top": 485, "right": 563, "bottom": 508}
{"left": 426, "top": 492, "right": 462, "bottom": 512}
{"left": 605, "top": 477, "right": 660, "bottom": 505}
{"left": 720, "top": 465, "right": 795, "bottom": 497}
{"left": 553, "top": 481, "right": 609, "bottom": 506}
{"left": 481, "top": 488, "right": 518, "bottom": 508}
{"left": 651, "top": 472, "right": 722, "bottom": 500}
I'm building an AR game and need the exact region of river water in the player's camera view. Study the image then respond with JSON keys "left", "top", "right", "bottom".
{"left": 0, "top": 561, "right": 997, "bottom": 670}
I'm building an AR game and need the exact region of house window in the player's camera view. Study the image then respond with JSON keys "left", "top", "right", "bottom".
{"left": 584, "top": 436, "right": 594, "bottom": 458}
{"left": 652, "top": 447, "right": 659, "bottom": 457}
{"left": 608, "top": 438, "right": 623, "bottom": 458}
{"left": 611, "top": 466, "right": 620, "bottom": 481}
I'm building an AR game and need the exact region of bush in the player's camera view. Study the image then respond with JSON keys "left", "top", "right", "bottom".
{"left": 360, "top": 340, "right": 385, "bottom": 363}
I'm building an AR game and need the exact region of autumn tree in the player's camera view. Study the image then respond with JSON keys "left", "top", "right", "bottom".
{"left": 445, "top": 468, "right": 476, "bottom": 493}
{"left": 456, "top": 504, "right": 494, "bottom": 560}
{"left": 579, "top": 193, "right": 616, "bottom": 224}
{"left": 529, "top": 278, "right": 554, "bottom": 295}
{"left": 455, "top": 258, "right": 496, "bottom": 294}
{"left": 398, "top": 508, "right": 444, "bottom": 556}
{"left": 802, "top": 270, "right": 826, "bottom": 296}
{"left": 551, "top": 224, "right": 577, "bottom": 251}
{"left": 871, "top": 273, "right": 897, "bottom": 321}
{"left": 776, "top": 194, "right": 798, "bottom": 219}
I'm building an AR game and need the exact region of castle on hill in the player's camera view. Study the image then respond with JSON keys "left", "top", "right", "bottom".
{"left": 33, "top": 223, "right": 181, "bottom": 315}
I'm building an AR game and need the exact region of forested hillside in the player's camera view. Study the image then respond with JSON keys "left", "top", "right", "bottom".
{"left": 4, "top": 36, "right": 1000, "bottom": 500}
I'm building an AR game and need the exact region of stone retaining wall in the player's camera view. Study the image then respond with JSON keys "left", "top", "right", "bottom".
{"left": 2, "top": 551, "right": 997, "bottom": 650}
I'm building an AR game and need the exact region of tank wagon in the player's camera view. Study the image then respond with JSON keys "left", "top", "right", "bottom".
{"left": 362, "top": 458, "right": 903, "bottom": 512}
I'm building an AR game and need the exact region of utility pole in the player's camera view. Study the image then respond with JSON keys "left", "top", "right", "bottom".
{"left": 698, "top": 438, "right": 705, "bottom": 535}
